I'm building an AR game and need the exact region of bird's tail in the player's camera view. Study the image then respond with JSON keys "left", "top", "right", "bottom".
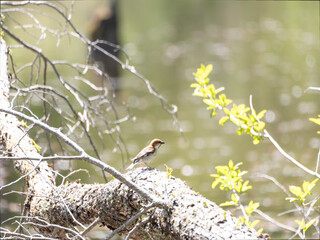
{"left": 126, "top": 163, "right": 135, "bottom": 170}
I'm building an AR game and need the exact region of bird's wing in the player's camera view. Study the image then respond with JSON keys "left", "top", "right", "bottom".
{"left": 132, "top": 145, "right": 155, "bottom": 163}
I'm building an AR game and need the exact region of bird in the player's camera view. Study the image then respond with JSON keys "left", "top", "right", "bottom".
{"left": 126, "top": 139, "right": 165, "bottom": 170}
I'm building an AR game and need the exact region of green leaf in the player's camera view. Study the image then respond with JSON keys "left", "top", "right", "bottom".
{"left": 241, "top": 180, "right": 252, "bottom": 192}
{"left": 295, "top": 220, "right": 305, "bottom": 230}
{"left": 21, "top": 120, "right": 29, "bottom": 128}
{"left": 286, "top": 197, "right": 300, "bottom": 202}
{"left": 253, "top": 137, "right": 260, "bottom": 145}
{"left": 211, "top": 180, "right": 220, "bottom": 189}
{"left": 190, "top": 83, "right": 200, "bottom": 88}
{"left": 228, "top": 160, "right": 234, "bottom": 169}
{"left": 254, "top": 121, "right": 265, "bottom": 131}
{"left": 257, "top": 228, "right": 263, "bottom": 234}
{"left": 238, "top": 170, "right": 248, "bottom": 177}
{"left": 302, "top": 181, "right": 310, "bottom": 193}
{"left": 303, "top": 179, "right": 318, "bottom": 193}
{"left": 234, "top": 162, "right": 243, "bottom": 168}
{"left": 206, "top": 84, "right": 216, "bottom": 97}
{"left": 248, "top": 201, "right": 260, "bottom": 211}
{"left": 237, "top": 104, "right": 250, "bottom": 115}
{"left": 192, "top": 90, "right": 205, "bottom": 97}
{"left": 203, "top": 98, "right": 214, "bottom": 106}
{"left": 237, "top": 128, "right": 244, "bottom": 135}
{"left": 204, "top": 64, "right": 213, "bottom": 77}
{"left": 31, "top": 139, "right": 41, "bottom": 152}
{"left": 250, "top": 220, "right": 260, "bottom": 228}
{"left": 237, "top": 217, "right": 247, "bottom": 227}
{"left": 310, "top": 116, "right": 320, "bottom": 134}
{"left": 215, "top": 87, "right": 225, "bottom": 95}
{"left": 192, "top": 64, "right": 213, "bottom": 86}
{"left": 287, "top": 179, "right": 318, "bottom": 204}
{"left": 289, "top": 186, "right": 303, "bottom": 197}
{"left": 309, "top": 117, "right": 320, "bottom": 125}
{"left": 231, "top": 118, "right": 243, "bottom": 127}
{"left": 219, "top": 116, "right": 229, "bottom": 126}
{"left": 220, "top": 201, "right": 237, "bottom": 207}
{"left": 231, "top": 193, "right": 238, "bottom": 204}
{"left": 203, "top": 78, "right": 210, "bottom": 85}
{"left": 305, "top": 219, "right": 316, "bottom": 230}
{"left": 219, "top": 93, "right": 232, "bottom": 106}
{"left": 164, "top": 164, "right": 173, "bottom": 179}
{"left": 238, "top": 114, "right": 250, "bottom": 122}
{"left": 256, "top": 110, "right": 267, "bottom": 119}
{"left": 210, "top": 173, "right": 219, "bottom": 178}
{"left": 223, "top": 107, "right": 230, "bottom": 116}
{"left": 310, "top": 178, "right": 319, "bottom": 185}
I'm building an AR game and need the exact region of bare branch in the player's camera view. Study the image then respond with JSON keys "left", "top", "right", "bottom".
{"left": 250, "top": 95, "right": 320, "bottom": 179}
{"left": 316, "top": 148, "right": 320, "bottom": 174}
{"left": 305, "top": 86, "right": 320, "bottom": 93}
{"left": 0, "top": 157, "right": 43, "bottom": 191}
{"left": 253, "top": 174, "right": 301, "bottom": 212}
{"left": 80, "top": 217, "right": 100, "bottom": 237}
{"left": 255, "top": 209, "right": 302, "bottom": 238}
{"left": 264, "top": 129, "right": 320, "bottom": 179}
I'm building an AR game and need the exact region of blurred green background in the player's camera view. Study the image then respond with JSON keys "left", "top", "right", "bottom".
{"left": 1, "top": 1, "right": 319, "bottom": 239}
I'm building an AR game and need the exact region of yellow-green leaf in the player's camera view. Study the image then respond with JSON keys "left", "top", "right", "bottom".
{"left": 310, "top": 117, "right": 320, "bottom": 125}
{"left": 305, "top": 219, "right": 316, "bottom": 230}
{"left": 289, "top": 186, "right": 303, "bottom": 197}
{"left": 220, "top": 201, "right": 237, "bottom": 207}
{"left": 250, "top": 220, "right": 260, "bottom": 228}
{"left": 211, "top": 180, "right": 220, "bottom": 189}
{"left": 223, "top": 107, "right": 230, "bottom": 115}
{"left": 219, "top": 116, "right": 229, "bottom": 126}
{"left": 190, "top": 83, "right": 200, "bottom": 88}
{"left": 254, "top": 121, "right": 265, "bottom": 131}
{"left": 231, "top": 193, "right": 238, "bottom": 204}
{"left": 303, "top": 179, "right": 318, "bottom": 193}
{"left": 253, "top": 137, "right": 260, "bottom": 145}
{"left": 295, "top": 219, "right": 305, "bottom": 229}
{"left": 228, "top": 160, "right": 234, "bottom": 169}
{"left": 203, "top": 98, "right": 214, "bottom": 106}
{"left": 204, "top": 64, "right": 213, "bottom": 77}
{"left": 257, "top": 110, "right": 267, "bottom": 119}
{"left": 286, "top": 197, "right": 298, "bottom": 202}
{"left": 215, "top": 87, "right": 225, "bottom": 95}
{"left": 164, "top": 164, "right": 173, "bottom": 179}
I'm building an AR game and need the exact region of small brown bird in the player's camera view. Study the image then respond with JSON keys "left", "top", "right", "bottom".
{"left": 127, "top": 139, "right": 165, "bottom": 170}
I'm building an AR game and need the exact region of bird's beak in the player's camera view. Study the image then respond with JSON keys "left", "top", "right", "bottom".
{"left": 161, "top": 141, "right": 165, "bottom": 144}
